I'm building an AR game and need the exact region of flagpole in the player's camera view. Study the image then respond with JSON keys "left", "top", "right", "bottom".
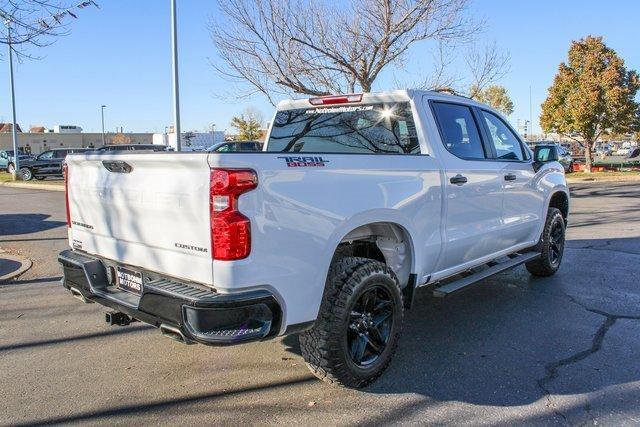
{"left": 170, "top": 0, "right": 181, "bottom": 151}
{"left": 5, "top": 19, "right": 20, "bottom": 180}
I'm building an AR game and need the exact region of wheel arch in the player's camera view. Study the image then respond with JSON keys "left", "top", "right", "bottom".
{"left": 331, "top": 221, "right": 415, "bottom": 289}
{"left": 548, "top": 190, "right": 569, "bottom": 222}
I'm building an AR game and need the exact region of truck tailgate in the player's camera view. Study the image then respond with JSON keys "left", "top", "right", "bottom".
{"left": 65, "top": 152, "right": 214, "bottom": 286}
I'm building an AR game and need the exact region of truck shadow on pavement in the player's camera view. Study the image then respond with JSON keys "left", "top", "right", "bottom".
{"left": 13, "top": 376, "right": 318, "bottom": 427}
{"left": 0, "top": 325, "right": 153, "bottom": 352}
{"left": 2, "top": 275, "right": 62, "bottom": 286}
{"left": 281, "top": 236, "right": 640, "bottom": 408}
{"left": 9, "top": 238, "right": 640, "bottom": 425}
{"left": 0, "top": 214, "right": 66, "bottom": 236}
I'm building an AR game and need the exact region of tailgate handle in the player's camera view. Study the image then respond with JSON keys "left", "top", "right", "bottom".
{"left": 102, "top": 160, "right": 133, "bottom": 173}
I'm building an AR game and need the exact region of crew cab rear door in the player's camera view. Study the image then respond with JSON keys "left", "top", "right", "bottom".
{"left": 428, "top": 100, "right": 506, "bottom": 274}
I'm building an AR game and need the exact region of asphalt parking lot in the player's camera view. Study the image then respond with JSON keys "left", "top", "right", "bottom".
{"left": 1, "top": 182, "right": 639, "bottom": 425}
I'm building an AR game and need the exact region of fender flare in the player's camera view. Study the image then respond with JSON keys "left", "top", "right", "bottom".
{"left": 319, "top": 209, "right": 418, "bottom": 283}
{"left": 533, "top": 187, "right": 570, "bottom": 240}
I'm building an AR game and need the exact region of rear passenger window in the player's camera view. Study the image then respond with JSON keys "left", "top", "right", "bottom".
{"left": 431, "top": 102, "right": 485, "bottom": 160}
{"left": 481, "top": 111, "right": 526, "bottom": 161}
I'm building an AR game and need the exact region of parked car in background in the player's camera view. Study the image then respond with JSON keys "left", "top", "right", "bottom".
{"left": 94, "top": 144, "right": 171, "bottom": 153}
{"left": 626, "top": 148, "right": 640, "bottom": 159}
{"left": 557, "top": 145, "right": 574, "bottom": 172}
{"left": 208, "top": 141, "right": 263, "bottom": 152}
{"left": 596, "top": 147, "right": 612, "bottom": 157}
{"left": 20, "top": 148, "right": 92, "bottom": 181}
{"left": 0, "top": 149, "right": 34, "bottom": 174}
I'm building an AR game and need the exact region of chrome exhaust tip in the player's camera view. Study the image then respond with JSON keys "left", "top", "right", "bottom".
{"left": 160, "top": 324, "right": 194, "bottom": 345}
{"left": 69, "top": 287, "right": 93, "bottom": 304}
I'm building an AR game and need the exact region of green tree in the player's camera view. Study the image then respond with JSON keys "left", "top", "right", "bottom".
{"left": 230, "top": 108, "right": 263, "bottom": 140}
{"left": 541, "top": 36, "right": 639, "bottom": 172}
{"left": 472, "top": 85, "right": 514, "bottom": 115}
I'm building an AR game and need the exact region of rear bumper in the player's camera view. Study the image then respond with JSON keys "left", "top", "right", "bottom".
{"left": 58, "top": 249, "right": 282, "bottom": 345}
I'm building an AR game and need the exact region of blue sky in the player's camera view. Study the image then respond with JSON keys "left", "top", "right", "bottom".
{"left": 0, "top": 0, "right": 638, "bottom": 135}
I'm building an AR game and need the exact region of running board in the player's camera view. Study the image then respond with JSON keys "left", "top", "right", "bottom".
{"left": 432, "top": 252, "right": 540, "bottom": 298}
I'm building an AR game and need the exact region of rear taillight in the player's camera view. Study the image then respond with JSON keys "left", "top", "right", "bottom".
{"left": 63, "top": 162, "right": 70, "bottom": 227}
{"left": 210, "top": 168, "right": 258, "bottom": 260}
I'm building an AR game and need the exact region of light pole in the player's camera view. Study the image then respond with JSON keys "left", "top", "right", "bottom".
{"left": 101, "top": 105, "right": 107, "bottom": 146}
{"left": 529, "top": 85, "right": 533, "bottom": 141}
{"left": 170, "top": 0, "right": 182, "bottom": 151}
{"left": 4, "top": 19, "right": 21, "bottom": 181}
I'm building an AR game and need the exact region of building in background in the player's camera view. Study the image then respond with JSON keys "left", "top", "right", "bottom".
{"left": 52, "top": 125, "right": 83, "bottom": 134}
{"left": 0, "top": 123, "right": 23, "bottom": 133}
{"left": 0, "top": 124, "right": 153, "bottom": 154}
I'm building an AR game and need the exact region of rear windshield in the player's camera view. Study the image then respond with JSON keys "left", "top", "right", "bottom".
{"left": 266, "top": 102, "right": 420, "bottom": 154}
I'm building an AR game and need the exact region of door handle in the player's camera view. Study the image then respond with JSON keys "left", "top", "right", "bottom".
{"left": 504, "top": 173, "right": 517, "bottom": 181}
{"left": 449, "top": 174, "right": 468, "bottom": 185}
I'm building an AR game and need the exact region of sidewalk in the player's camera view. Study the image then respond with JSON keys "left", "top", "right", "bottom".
{"left": 0, "top": 180, "right": 64, "bottom": 192}
{"left": 566, "top": 172, "right": 640, "bottom": 183}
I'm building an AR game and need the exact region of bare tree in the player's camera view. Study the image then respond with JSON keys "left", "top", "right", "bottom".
{"left": 415, "top": 41, "right": 510, "bottom": 98}
{"left": 210, "top": 0, "right": 478, "bottom": 104}
{"left": 418, "top": 42, "right": 461, "bottom": 92}
{"left": 0, "top": 1, "right": 98, "bottom": 58}
{"left": 465, "top": 42, "right": 510, "bottom": 98}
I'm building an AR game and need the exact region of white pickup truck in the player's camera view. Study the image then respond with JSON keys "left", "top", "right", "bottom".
{"left": 59, "top": 90, "right": 569, "bottom": 388}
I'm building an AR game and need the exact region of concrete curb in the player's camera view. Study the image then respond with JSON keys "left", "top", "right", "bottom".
{"left": 0, "top": 252, "right": 33, "bottom": 283}
{"left": 566, "top": 175, "right": 640, "bottom": 183}
{"left": 0, "top": 181, "right": 65, "bottom": 192}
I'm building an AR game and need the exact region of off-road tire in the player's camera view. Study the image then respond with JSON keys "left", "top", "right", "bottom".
{"left": 526, "top": 207, "right": 565, "bottom": 277}
{"left": 299, "top": 257, "right": 404, "bottom": 388}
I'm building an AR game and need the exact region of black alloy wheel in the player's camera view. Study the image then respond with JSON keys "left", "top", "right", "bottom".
{"left": 346, "top": 285, "right": 394, "bottom": 367}
{"left": 526, "top": 207, "right": 565, "bottom": 277}
{"left": 548, "top": 219, "right": 564, "bottom": 266}
{"left": 299, "top": 257, "right": 404, "bottom": 388}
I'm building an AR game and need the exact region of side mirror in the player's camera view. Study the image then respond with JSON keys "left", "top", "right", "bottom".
{"left": 533, "top": 145, "right": 559, "bottom": 172}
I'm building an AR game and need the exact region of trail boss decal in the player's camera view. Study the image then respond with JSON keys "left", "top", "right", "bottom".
{"left": 278, "top": 156, "right": 330, "bottom": 167}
